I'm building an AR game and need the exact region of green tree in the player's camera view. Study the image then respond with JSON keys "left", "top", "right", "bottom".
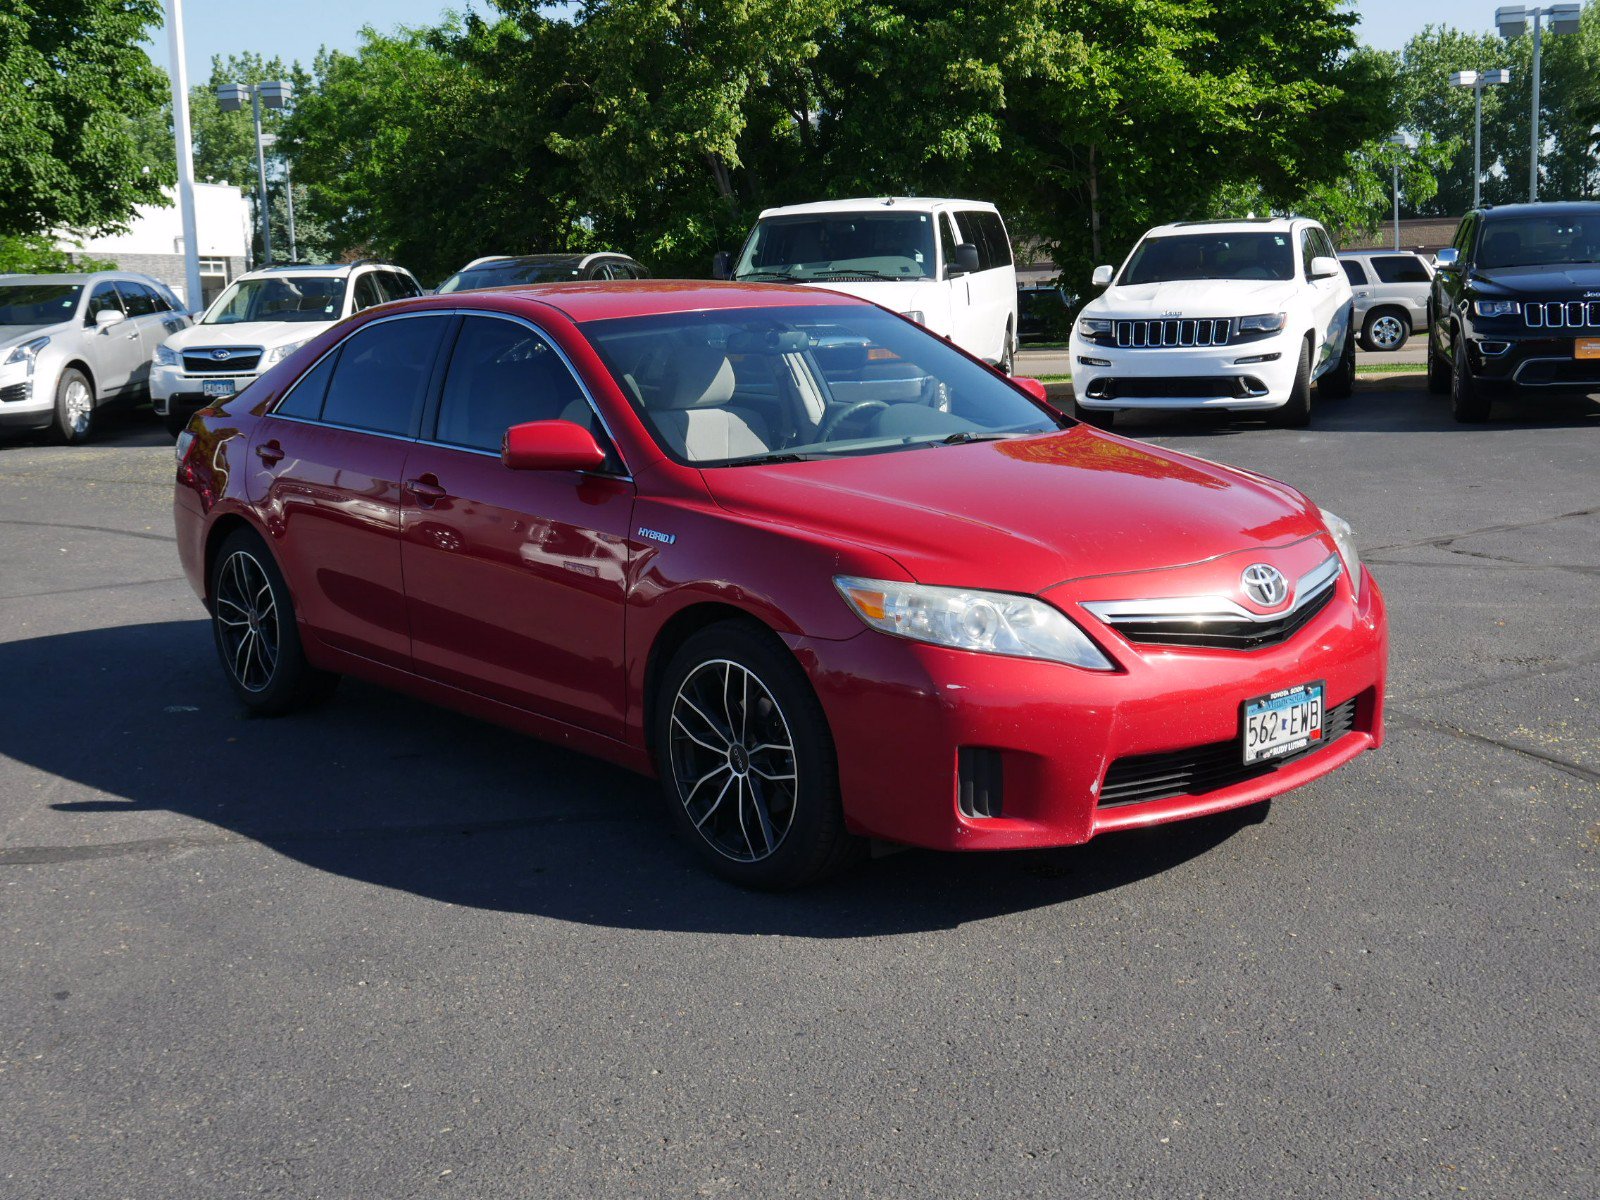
{"left": 0, "top": 233, "right": 115, "bottom": 273}
{"left": 0, "top": 0, "right": 173, "bottom": 237}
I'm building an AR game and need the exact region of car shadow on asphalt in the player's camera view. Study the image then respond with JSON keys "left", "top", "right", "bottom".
{"left": 3, "top": 620, "right": 1267, "bottom": 937}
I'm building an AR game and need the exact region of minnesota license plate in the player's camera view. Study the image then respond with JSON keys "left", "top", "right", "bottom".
{"left": 1574, "top": 338, "right": 1600, "bottom": 360}
{"left": 202, "top": 379, "right": 236, "bottom": 398}
{"left": 1241, "top": 681, "right": 1325, "bottom": 765}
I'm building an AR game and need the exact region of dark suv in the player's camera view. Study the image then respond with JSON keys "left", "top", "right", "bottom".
{"left": 1427, "top": 202, "right": 1600, "bottom": 421}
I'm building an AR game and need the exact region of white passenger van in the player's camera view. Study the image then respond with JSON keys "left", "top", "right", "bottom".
{"left": 718, "top": 197, "right": 1021, "bottom": 372}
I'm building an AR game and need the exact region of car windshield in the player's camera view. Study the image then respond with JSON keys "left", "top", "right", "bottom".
{"left": 580, "top": 303, "right": 1065, "bottom": 467}
{"left": 734, "top": 213, "right": 937, "bottom": 282}
{"left": 0, "top": 284, "right": 83, "bottom": 327}
{"left": 1119, "top": 232, "right": 1296, "bottom": 284}
{"left": 202, "top": 276, "right": 346, "bottom": 324}
{"left": 436, "top": 260, "right": 584, "bottom": 294}
{"left": 1477, "top": 214, "right": 1600, "bottom": 268}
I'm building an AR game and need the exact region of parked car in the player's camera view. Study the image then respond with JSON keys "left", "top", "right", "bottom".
{"left": 1018, "top": 285, "right": 1074, "bottom": 344}
{"left": 1338, "top": 250, "right": 1432, "bottom": 352}
{"left": 1069, "top": 217, "right": 1355, "bottom": 428}
{"left": 174, "top": 281, "right": 1387, "bottom": 889}
{"left": 152, "top": 260, "right": 422, "bottom": 436}
{"left": 435, "top": 253, "right": 649, "bottom": 294}
{"left": 0, "top": 272, "right": 190, "bottom": 444}
{"left": 717, "top": 197, "right": 1021, "bottom": 372}
{"left": 1426, "top": 201, "right": 1600, "bottom": 422}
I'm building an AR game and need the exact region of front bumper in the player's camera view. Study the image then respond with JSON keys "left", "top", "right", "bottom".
{"left": 151, "top": 363, "right": 261, "bottom": 415}
{"left": 1461, "top": 328, "right": 1600, "bottom": 396}
{"left": 791, "top": 570, "right": 1387, "bottom": 852}
{"left": 0, "top": 364, "right": 52, "bottom": 429}
{"left": 1068, "top": 330, "right": 1300, "bottom": 410}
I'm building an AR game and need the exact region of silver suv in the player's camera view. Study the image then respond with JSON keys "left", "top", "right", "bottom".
{"left": 1338, "top": 251, "right": 1433, "bottom": 352}
{"left": 0, "top": 273, "right": 190, "bottom": 444}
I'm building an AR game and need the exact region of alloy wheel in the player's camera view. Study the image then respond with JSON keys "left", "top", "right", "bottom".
{"left": 63, "top": 379, "right": 92, "bottom": 435}
{"left": 214, "top": 549, "right": 280, "bottom": 693}
{"left": 668, "top": 658, "right": 799, "bottom": 862}
{"left": 1369, "top": 314, "right": 1406, "bottom": 351}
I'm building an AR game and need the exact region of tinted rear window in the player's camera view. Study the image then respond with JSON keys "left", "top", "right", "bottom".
{"left": 1340, "top": 260, "right": 1367, "bottom": 285}
{"left": 319, "top": 316, "right": 449, "bottom": 436}
{"left": 1370, "top": 255, "right": 1430, "bottom": 283}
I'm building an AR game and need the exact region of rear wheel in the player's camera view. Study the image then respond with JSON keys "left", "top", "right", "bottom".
{"left": 1426, "top": 322, "right": 1451, "bottom": 394}
{"left": 210, "top": 527, "right": 339, "bottom": 715}
{"left": 999, "top": 324, "right": 1016, "bottom": 376}
{"left": 1362, "top": 309, "right": 1409, "bottom": 352}
{"left": 655, "top": 621, "right": 859, "bottom": 890}
{"left": 1270, "top": 339, "right": 1313, "bottom": 428}
{"left": 50, "top": 368, "right": 95, "bottom": 445}
{"left": 1450, "top": 336, "right": 1491, "bottom": 423}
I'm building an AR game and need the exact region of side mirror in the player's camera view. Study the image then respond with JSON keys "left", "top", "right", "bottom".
{"left": 502, "top": 420, "right": 607, "bottom": 472}
{"left": 949, "top": 243, "right": 981, "bottom": 276}
{"left": 1091, "top": 265, "right": 1114, "bottom": 288}
{"left": 1434, "top": 247, "right": 1461, "bottom": 270}
{"left": 94, "top": 308, "right": 126, "bottom": 329}
{"left": 1309, "top": 255, "right": 1340, "bottom": 280}
{"left": 711, "top": 251, "right": 733, "bottom": 281}
{"left": 1013, "top": 377, "right": 1049, "bottom": 403}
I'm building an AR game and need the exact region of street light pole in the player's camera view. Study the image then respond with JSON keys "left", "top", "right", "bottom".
{"left": 285, "top": 160, "right": 297, "bottom": 261}
{"left": 1388, "top": 134, "right": 1408, "bottom": 251}
{"left": 217, "top": 79, "right": 293, "bottom": 268}
{"left": 251, "top": 89, "right": 272, "bottom": 264}
{"left": 1496, "top": 5, "right": 1581, "bottom": 203}
{"left": 1450, "top": 69, "right": 1511, "bottom": 209}
{"left": 162, "top": 0, "right": 202, "bottom": 311}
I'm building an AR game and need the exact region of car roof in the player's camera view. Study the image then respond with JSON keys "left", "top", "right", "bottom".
{"left": 756, "top": 197, "right": 998, "bottom": 219}
{"left": 235, "top": 261, "right": 412, "bottom": 281}
{"left": 1337, "top": 249, "right": 1423, "bottom": 258}
{"left": 437, "top": 280, "right": 870, "bottom": 323}
{"left": 1147, "top": 218, "right": 1311, "bottom": 236}
{"left": 1478, "top": 201, "right": 1600, "bottom": 219}
{"left": 0, "top": 271, "right": 163, "bottom": 286}
{"left": 460, "top": 253, "right": 636, "bottom": 269}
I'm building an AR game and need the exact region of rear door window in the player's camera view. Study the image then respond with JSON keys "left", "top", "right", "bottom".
{"left": 352, "top": 273, "right": 385, "bottom": 312}
{"left": 1371, "top": 255, "right": 1430, "bottom": 284}
{"left": 319, "top": 315, "right": 449, "bottom": 436}
{"left": 117, "top": 281, "right": 158, "bottom": 317}
{"left": 1341, "top": 260, "right": 1368, "bottom": 286}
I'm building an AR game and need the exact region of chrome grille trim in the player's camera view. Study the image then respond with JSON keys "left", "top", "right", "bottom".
{"left": 181, "top": 345, "right": 265, "bottom": 375}
{"left": 1114, "top": 318, "right": 1233, "bottom": 349}
{"left": 1524, "top": 301, "right": 1600, "bottom": 329}
{"left": 1082, "top": 554, "right": 1342, "bottom": 627}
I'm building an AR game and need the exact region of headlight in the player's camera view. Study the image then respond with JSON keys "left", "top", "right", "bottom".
{"left": 3, "top": 336, "right": 49, "bottom": 374}
{"left": 900, "top": 310, "right": 925, "bottom": 325}
{"left": 1076, "top": 317, "right": 1114, "bottom": 338}
{"left": 1319, "top": 508, "right": 1363, "bottom": 600}
{"left": 1473, "top": 299, "right": 1520, "bottom": 318}
{"left": 1238, "top": 313, "right": 1287, "bottom": 334}
{"left": 266, "top": 339, "right": 308, "bottom": 363}
{"left": 153, "top": 343, "right": 179, "bottom": 367}
{"left": 834, "top": 576, "right": 1115, "bottom": 669}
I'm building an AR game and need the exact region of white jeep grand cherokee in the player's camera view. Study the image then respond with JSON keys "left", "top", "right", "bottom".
{"left": 1068, "top": 217, "right": 1355, "bottom": 428}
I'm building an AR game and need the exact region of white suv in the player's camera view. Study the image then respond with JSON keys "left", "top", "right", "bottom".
{"left": 1068, "top": 218, "right": 1355, "bottom": 427}
{"left": 152, "top": 260, "right": 422, "bottom": 435}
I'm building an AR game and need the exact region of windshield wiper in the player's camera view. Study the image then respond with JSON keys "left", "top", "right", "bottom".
{"left": 812, "top": 268, "right": 894, "bottom": 279}
{"left": 935, "top": 430, "right": 1031, "bottom": 445}
{"left": 714, "top": 450, "right": 832, "bottom": 467}
{"left": 735, "top": 270, "right": 798, "bottom": 282}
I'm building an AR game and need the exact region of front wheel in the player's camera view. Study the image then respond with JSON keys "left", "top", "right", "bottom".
{"left": 1270, "top": 339, "right": 1313, "bottom": 428}
{"left": 210, "top": 527, "right": 339, "bottom": 715}
{"left": 1450, "top": 337, "right": 1491, "bottom": 423}
{"left": 1071, "top": 400, "right": 1115, "bottom": 429}
{"left": 50, "top": 368, "right": 96, "bottom": 445}
{"left": 163, "top": 409, "right": 189, "bottom": 438}
{"left": 1318, "top": 316, "right": 1356, "bottom": 399}
{"left": 655, "top": 621, "right": 860, "bottom": 889}
{"left": 1426, "top": 323, "right": 1451, "bottom": 394}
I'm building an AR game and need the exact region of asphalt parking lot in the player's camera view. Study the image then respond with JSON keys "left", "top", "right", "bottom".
{"left": 2, "top": 384, "right": 1596, "bottom": 1198}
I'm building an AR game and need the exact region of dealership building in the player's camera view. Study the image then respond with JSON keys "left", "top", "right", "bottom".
{"left": 62, "top": 183, "right": 252, "bottom": 310}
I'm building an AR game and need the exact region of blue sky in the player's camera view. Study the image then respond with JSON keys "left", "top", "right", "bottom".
{"left": 145, "top": 0, "right": 1493, "bottom": 76}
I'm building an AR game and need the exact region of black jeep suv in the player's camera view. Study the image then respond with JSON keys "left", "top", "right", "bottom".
{"left": 1427, "top": 201, "right": 1600, "bottom": 421}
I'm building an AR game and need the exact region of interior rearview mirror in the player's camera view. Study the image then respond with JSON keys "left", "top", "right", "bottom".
{"left": 94, "top": 309, "right": 126, "bottom": 329}
{"left": 711, "top": 250, "right": 733, "bottom": 281}
{"left": 1091, "top": 265, "right": 1114, "bottom": 288}
{"left": 502, "top": 420, "right": 607, "bottom": 473}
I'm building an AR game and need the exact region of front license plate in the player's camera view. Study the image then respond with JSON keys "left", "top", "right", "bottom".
{"left": 1575, "top": 338, "right": 1600, "bottom": 360}
{"left": 1241, "top": 681, "right": 1325, "bottom": 765}
{"left": 202, "top": 379, "right": 236, "bottom": 398}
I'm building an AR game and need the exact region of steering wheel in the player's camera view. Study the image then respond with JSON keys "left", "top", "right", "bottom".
{"left": 817, "top": 400, "right": 889, "bottom": 441}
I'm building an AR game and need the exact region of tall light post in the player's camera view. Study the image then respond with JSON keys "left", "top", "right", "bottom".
{"left": 1495, "top": 4, "right": 1581, "bottom": 202}
{"left": 259, "top": 132, "right": 296, "bottom": 261}
{"left": 1388, "top": 135, "right": 1409, "bottom": 251}
{"left": 1449, "top": 68, "right": 1512, "bottom": 209}
{"left": 216, "top": 79, "right": 294, "bottom": 265}
{"left": 162, "top": 0, "right": 202, "bottom": 311}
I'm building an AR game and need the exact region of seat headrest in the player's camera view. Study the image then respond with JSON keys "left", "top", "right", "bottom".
{"left": 662, "top": 344, "right": 736, "bottom": 410}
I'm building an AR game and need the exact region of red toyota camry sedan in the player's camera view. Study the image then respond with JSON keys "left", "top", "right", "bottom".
{"left": 173, "top": 282, "right": 1387, "bottom": 888}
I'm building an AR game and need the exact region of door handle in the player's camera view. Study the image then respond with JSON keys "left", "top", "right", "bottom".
{"left": 256, "top": 440, "right": 284, "bottom": 466}
{"left": 125, "top": 331, "right": 140, "bottom": 339}
{"left": 404, "top": 475, "right": 447, "bottom": 504}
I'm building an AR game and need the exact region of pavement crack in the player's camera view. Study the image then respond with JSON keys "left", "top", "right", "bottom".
{"left": 0, "top": 575, "right": 187, "bottom": 602}
{"left": 1365, "top": 505, "right": 1599, "bottom": 556}
{"left": 1387, "top": 707, "right": 1600, "bottom": 786}
{"left": 0, "top": 519, "right": 176, "bottom": 543}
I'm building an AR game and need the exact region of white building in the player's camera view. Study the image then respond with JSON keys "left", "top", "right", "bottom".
{"left": 63, "top": 183, "right": 252, "bottom": 309}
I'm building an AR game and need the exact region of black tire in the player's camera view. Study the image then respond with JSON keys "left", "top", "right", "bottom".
{"left": 1426, "top": 321, "right": 1451, "bottom": 394}
{"left": 654, "top": 620, "right": 860, "bottom": 889}
{"left": 1361, "top": 309, "right": 1410, "bottom": 353}
{"left": 1071, "top": 399, "right": 1115, "bottom": 429}
{"left": 209, "top": 527, "right": 339, "bottom": 716}
{"left": 1318, "top": 315, "right": 1356, "bottom": 399}
{"left": 1270, "top": 338, "right": 1313, "bottom": 427}
{"left": 999, "top": 325, "right": 1016, "bottom": 376}
{"left": 1450, "top": 336, "right": 1491, "bottom": 423}
{"left": 163, "top": 409, "right": 189, "bottom": 438}
{"left": 49, "top": 367, "right": 95, "bottom": 445}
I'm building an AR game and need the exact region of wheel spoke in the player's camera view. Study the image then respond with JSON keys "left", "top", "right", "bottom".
{"left": 694, "top": 773, "right": 735, "bottom": 830}
{"left": 677, "top": 696, "right": 731, "bottom": 747}
{"left": 733, "top": 776, "right": 758, "bottom": 859}
{"left": 672, "top": 713, "right": 726, "bottom": 756}
{"left": 745, "top": 774, "right": 776, "bottom": 855}
{"left": 748, "top": 765, "right": 796, "bottom": 782}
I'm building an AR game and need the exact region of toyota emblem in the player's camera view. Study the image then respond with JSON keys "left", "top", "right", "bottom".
{"left": 1241, "top": 563, "right": 1289, "bottom": 607}
{"left": 211, "top": 349, "right": 232, "bottom": 361}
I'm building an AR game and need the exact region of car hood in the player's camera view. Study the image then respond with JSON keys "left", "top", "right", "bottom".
{"left": 701, "top": 427, "right": 1322, "bottom": 594}
{"left": 0, "top": 321, "right": 65, "bottom": 351}
{"left": 164, "top": 320, "right": 335, "bottom": 350}
{"left": 1089, "top": 278, "right": 1298, "bottom": 317}
{"left": 1472, "top": 262, "right": 1600, "bottom": 293}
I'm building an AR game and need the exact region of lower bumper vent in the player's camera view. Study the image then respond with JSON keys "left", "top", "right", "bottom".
{"left": 957, "top": 747, "right": 1004, "bottom": 819}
